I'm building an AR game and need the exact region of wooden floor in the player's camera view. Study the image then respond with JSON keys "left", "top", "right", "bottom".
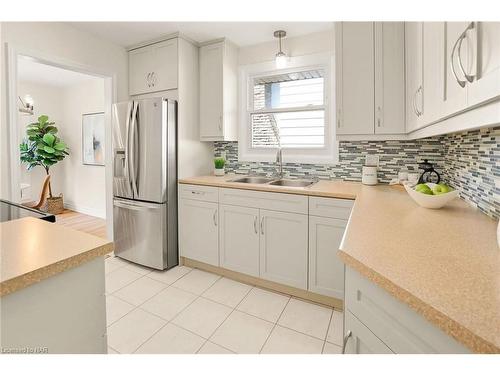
{"left": 55, "top": 209, "right": 108, "bottom": 239}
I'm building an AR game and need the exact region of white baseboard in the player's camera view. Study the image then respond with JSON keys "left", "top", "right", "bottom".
{"left": 64, "top": 201, "right": 106, "bottom": 219}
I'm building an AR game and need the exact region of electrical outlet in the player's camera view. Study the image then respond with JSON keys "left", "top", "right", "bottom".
{"left": 365, "top": 154, "right": 379, "bottom": 167}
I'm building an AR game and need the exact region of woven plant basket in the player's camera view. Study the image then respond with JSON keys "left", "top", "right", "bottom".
{"left": 46, "top": 194, "right": 64, "bottom": 215}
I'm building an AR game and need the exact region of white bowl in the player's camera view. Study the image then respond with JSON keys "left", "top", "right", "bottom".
{"left": 404, "top": 182, "right": 459, "bottom": 209}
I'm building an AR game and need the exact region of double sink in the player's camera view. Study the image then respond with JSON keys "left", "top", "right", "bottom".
{"left": 229, "top": 176, "right": 316, "bottom": 188}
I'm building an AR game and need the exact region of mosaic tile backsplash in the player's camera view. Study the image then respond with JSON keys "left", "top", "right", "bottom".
{"left": 214, "top": 126, "right": 499, "bottom": 219}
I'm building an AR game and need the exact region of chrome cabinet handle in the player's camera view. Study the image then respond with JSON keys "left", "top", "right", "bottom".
{"left": 190, "top": 191, "right": 205, "bottom": 195}
{"left": 450, "top": 26, "right": 468, "bottom": 88}
{"left": 151, "top": 72, "right": 156, "bottom": 87}
{"left": 253, "top": 216, "right": 258, "bottom": 234}
{"left": 260, "top": 216, "right": 264, "bottom": 235}
{"left": 457, "top": 22, "right": 475, "bottom": 84}
{"left": 414, "top": 86, "right": 423, "bottom": 117}
{"left": 412, "top": 87, "right": 418, "bottom": 116}
{"left": 337, "top": 109, "right": 341, "bottom": 128}
{"left": 146, "top": 72, "right": 151, "bottom": 87}
{"left": 218, "top": 115, "right": 223, "bottom": 131}
{"left": 376, "top": 106, "right": 381, "bottom": 127}
{"left": 213, "top": 209, "right": 218, "bottom": 226}
{"left": 341, "top": 330, "right": 352, "bottom": 354}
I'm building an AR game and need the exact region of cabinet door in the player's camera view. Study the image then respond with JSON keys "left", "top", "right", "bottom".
{"left": 405, "top": 22, "right": 424, "bottom": 132}
{"left": 259, "top": 210, "right": 308, "bottom": 289}
{"left": 308, "top": 216, "right": 347, "bottom": 299}
{"left": 336, "top": 22, "right": 375, "bottom": 135}
{"left": 344, "top": 311, "right": 393, "bottom": 354}
{"left": 151, "top": 39, "right": 178, "bottom": 91}
{"left": 467, "top": 22, "right": 500, "bottom": 106}
{"left": 178, "top": 199, "right": 219, "bottom": 266}
{"left": 422, "top": 22, "right": 445, "bottom": 125}
{"left": 129, "top": 46, "right": 153, "bottom": 96}
{"left": 443, "top": 22, "right": 469, "bottom": 116}
{"left": 199, "top": 42, "right": 224, "bottom": 139}
{"left": 219, "top": 204, "right": 260, "bottom": 276}
{"left": 374, "top": 22, "right": 405, "bottom": 134}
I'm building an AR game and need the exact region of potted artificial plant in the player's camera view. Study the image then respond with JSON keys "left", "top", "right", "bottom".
{"left": 214, "top": 156, "right": 226, "bottom": 176}
{"left": 20, "top": 115, "right": 69, "bottom": 214}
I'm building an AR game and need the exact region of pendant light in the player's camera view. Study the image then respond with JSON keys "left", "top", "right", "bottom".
{"left": 274, "top": 30, "right": 287, "bottom": 69}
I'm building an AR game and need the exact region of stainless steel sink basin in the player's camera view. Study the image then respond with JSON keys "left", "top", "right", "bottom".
{"left": 229, "top": 176, "right": 274, "bottom": 184}
{"left": 269, "top": 179, "right": 315, "bottom": 187}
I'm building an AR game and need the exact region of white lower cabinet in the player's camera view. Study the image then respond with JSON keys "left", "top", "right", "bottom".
{"left": 344, "top": 266, "right": 470, "bottom": 354}
{"left": 344, "top": 311, "right": 393, "bottom": 354}
{"left": 308, "top": 216, "right": 347, "bottom": 299}
{"left": 178, "top": 199, "right": 219, "bottom": 266}
{"left": 179, "top": 184, "right": 352, "bottom": 300}
{"left": 259, "top": 210, "right": 308, "bottom": 289}
{"left": 219, "top": 204, "right": 259, "bottom": 276}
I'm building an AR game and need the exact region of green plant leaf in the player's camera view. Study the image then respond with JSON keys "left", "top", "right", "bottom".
{"left": 43, "top": 146, "right": 55, "bottom": 154}
{"left": 38, "top": 115, "right": 49, "bottom": 125}
{"left": 54, "top": 142, "right": 67, "bottom": 151}
{"left": 45, "top": 126, "right": 58, "bottom": 134}
{"left": 43, "top": 133, "right": 55, "bottom": 146}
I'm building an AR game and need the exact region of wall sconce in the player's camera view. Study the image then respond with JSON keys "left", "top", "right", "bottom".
{"left": 19, "top": 95, "right": 34, "bottom": 116}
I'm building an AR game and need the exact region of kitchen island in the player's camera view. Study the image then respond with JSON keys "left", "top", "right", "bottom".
{"left": 0, "top": 217, "right": 113, "bottom": 354}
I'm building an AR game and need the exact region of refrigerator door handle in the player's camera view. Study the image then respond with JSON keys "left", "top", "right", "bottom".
{"left": 114, "top": 199, "right": 159, "bottom": 211}
{"left": 128, "top": 101, "right": 139, "bottom": 197}
{"left": 124, "top": 102, "right": 133, "bottom": 191}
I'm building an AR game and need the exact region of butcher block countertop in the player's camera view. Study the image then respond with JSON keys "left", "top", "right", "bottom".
{"left": 0, "top": 217, "right": 113, "bottom": 297}
{"left": 179, "top": 174, "right": 500, "bottom": 353}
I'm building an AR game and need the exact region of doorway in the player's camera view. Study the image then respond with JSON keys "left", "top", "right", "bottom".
{"left": 6, "top": 48, "right": 114, "bottom": 239}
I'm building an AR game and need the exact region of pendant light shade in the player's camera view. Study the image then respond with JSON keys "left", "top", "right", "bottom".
{"left": 274, "top": 30, "right": 287, "bottom": 68}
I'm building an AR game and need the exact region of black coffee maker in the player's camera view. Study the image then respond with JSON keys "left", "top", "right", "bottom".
{"left": 417, "top": 159, "right": 441, "bottom": 184}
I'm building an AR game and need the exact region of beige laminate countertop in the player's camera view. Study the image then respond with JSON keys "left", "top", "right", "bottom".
{"left": 0, "top": 217, "right": 113, "bottom": 297}
{"left": 179, "top": 174, "right": 500, "bottom": 353}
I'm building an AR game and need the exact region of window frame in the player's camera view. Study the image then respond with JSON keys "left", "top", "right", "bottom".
{"left": 238, "top": 53, "right": 338, "bottom": 164}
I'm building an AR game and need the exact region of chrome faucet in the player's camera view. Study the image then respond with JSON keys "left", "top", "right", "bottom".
{"left": 275, "top": 148, "right": 283, "bottom": 179}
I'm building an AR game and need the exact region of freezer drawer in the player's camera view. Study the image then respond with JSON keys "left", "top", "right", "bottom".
{"left": 113, "top": 198, "right": 168, "bottom": 270}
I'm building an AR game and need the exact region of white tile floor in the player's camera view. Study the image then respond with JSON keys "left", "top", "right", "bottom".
{"left": 104, "top": 256, "right": 344, "bottom": 354}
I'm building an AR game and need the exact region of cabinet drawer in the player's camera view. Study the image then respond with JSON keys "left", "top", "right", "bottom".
{"left": 179, "top": 184, "right": 219, "bottom": 203}
{"left": 345, "top": 267, "right": 469, "bottom": 353}
{"left": 219, "top": 188, "right": 308, "bottom": 214}
{"left": 344, "top": 311, "right": 393, "bottom": 354}
{"left": 309, "top": 196, "right": 354, "bottom": 219}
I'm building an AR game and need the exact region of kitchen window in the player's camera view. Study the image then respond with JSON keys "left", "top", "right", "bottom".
{"left": 239, "top": 54, "right": 336, "bottom": 164}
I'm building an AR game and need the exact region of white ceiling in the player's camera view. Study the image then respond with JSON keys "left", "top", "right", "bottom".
{"left": 17, "top": 57, "right": 101, "bottom": 87}
{"left": 68, "top": 22, "right": 333, "bottom": 48}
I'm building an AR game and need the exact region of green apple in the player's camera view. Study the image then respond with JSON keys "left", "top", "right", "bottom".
{"left": 415, "top": 184, "right": 434, "bottom": 195}
{"left": 433, "top": 183, "right": 452, "bottom": 195}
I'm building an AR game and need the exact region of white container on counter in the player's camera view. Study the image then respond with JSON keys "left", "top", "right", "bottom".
{"left": 362, "top": 166, "right": 378, "bottom": 185}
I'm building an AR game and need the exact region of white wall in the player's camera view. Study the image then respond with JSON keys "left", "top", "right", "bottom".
{"left": 17, "top": 79, "right": 106, "bottom": 217}
{"left": 1, "top": 22, "right": 128, "bottom": 201}
{"left": 61, "top": 79, "right": 106, "bottom": 217}
{"left": 238, "top": 30, "right": 334, "bottom": 66}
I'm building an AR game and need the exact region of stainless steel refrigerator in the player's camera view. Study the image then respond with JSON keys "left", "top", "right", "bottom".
{"left": 112, "top": 97, "right": 177, "bottom": 270}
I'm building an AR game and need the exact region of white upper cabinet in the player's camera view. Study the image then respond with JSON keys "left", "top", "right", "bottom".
{"left": 466, "top": 22, "right": 500, "bottom": 107}
{"left": 336, "top": 22, "right": 405, "bottom": 136}
{"left": 443, "top": 22, "right": 470, "bottom": 116}
{"left": 421, "top": 22, "right": 445, "bottom": 125}
{"left": 374, "top": 22, "right": 405, "bottom": 134}
{"left": 336, "top": 22, "right": 375, "bottom": 135}
{"left": 405, "top": 22, "right": 424, "bottom": 132}
{"left": 129, "top": 39, "right": 178, "bottom": 95}
{"left": 199, "top": 40, "right": 238, "bottom": 141}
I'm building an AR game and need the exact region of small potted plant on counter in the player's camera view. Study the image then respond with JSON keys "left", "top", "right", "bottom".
{"left": 214, "top": 156, "right": 226, "bottom": 176}
{"left": 20, "top": 115, "right": 69, "bottom": 214}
